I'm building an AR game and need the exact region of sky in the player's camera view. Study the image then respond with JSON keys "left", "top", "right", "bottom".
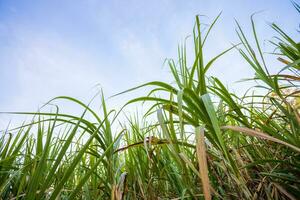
{"left": 0, "top": 0, "right": 299, "bottom": 126}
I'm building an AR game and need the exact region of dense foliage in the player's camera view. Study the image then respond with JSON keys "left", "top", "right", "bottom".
{"left": 1, "top": 4, "right": 300, "bottom": 200}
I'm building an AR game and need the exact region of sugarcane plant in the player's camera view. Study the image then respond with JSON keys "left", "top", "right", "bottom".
{"left": 0, "top": 2, "right": 300, "bottom": 200}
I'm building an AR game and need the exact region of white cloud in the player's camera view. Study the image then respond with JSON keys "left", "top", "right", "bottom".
{"left": 0, "top": 0, "right": 298, "bottom": 128}
{"left": 1, "top": 26, "right": 111, "bottom": 111}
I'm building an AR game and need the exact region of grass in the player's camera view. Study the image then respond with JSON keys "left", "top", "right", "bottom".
{"left": 1, "top": 3, "right": 300, "bottom": 200}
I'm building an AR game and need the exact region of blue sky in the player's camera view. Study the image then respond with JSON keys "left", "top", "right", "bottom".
{"left": 0, "top": 0, "right": 299, "bottom": 125}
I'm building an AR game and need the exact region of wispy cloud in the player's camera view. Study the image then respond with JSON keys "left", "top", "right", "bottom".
{"left": 0, "top": 0, "right": 298, "bottom": 127}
